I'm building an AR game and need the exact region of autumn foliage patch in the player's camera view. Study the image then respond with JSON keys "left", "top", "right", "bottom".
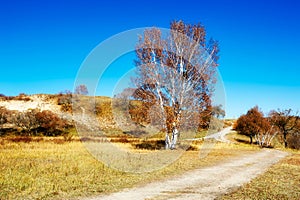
{"left": 0, "top": 107, "right": 71, "bottom": 136}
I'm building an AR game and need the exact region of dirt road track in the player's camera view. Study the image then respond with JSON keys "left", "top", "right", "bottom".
{"left": 204, "top": 127, "right": 232, "bottom": 143}
{"left": 88, "top": 149, "right": 289, "bottom": 200}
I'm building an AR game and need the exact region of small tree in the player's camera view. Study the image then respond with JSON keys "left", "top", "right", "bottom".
{"left": 235, "top": 107, "right": 262, "bottom": 144}
{"left": 75, "top": 84, "right": 89, "bottom": 95}
{"left": 269, "top": 109, "right": 300, "bottom": 148}
{"left": 254, "top": 118, "right": 278, "bottom": 147}
{"left": 235, "top": 106, "right": 277, "bottom": 147}
{"left": 212, "top": 104, "right": 225, "bottom": 119}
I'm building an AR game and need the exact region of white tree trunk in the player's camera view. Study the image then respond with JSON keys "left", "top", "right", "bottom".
{"left": 170, "top": 126, "right": 178, "bottom": 149}
{"left": 165, "top": 133, "right": 171, "bottom": 149}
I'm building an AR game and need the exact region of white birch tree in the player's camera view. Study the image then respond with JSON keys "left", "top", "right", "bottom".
{"left": 131, "top": 21, "right": 219, "bottom": 149}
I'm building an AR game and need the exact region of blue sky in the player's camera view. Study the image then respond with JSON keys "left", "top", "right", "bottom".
{"left": 0, "top": 0, "right": 299, "bottom": 118}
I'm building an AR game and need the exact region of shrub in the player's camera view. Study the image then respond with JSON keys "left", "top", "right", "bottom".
{"left": 134, "top": 140, "right": 165, "bottom": 150}
{"left": 0, "top": 107, "right": 11, "bottom": 135}
{"left": 8, "top": 136, "right": 33, "bottom": 143}
{"left": 186, "top": 145, "right": 198, "bottom": 151}
{"left": 1, "top": 102, "right": 72, "bottom": 136}
{"left": 14, "top": 93, "right": 31, "bottom": 101}
{"left": 287, "top": 133, "right": 300, "bottom": 150}
{"left": 95, "top": 101, "right": 113, "bottom": 120}
{"left": 110, "top": 137, "right": 129, "bottom": 143}
{"left": 35, "top": 110, "right": 70, "bottom": 136}
{"left": 0, "top": 107, "right": 9, "bottom": 125}
{"left": 57, "top": 92, "right": 73, "bottom": 112}
{"left": 209, "top": 117, "right": 224, "bottom": 131}
{"left": 10, "top": 109, "right": 40, "bottom": 135}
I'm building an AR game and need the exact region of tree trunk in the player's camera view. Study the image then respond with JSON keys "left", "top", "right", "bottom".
{"left": 250, "top": 136, "right": 253, "bottom": 144}
{"left": 170, "top": 127, "right": 178, "bottom": 149}
{"left": 284, "top": 132, "right": 288, "bottom": 148}
{"left": 165, "top": 133, "right": 170, "bottom": 149}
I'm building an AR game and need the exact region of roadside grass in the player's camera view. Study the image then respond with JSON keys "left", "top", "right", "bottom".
{"left": 0, "top": 137, "right": 259, "bottom": 200}
{"left": 226, "top": 131, "right": 252, "bottom": 144}
{"left": 220, "top": 151, "right": 300, "bottom": 200}
{"left": 222, "top": 131, "right": 300, "bottom": 200}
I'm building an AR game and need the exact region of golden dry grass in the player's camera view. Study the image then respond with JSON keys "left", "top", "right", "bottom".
{"left": 0, "top": 137, "right": 259, "bottom": 200}
{"left": 220, "top": 151, "right": 300, "bottom": 200}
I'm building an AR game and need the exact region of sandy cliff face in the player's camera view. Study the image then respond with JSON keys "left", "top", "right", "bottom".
{"left": 0, "top": 94, "right": 61, "bottom": 113}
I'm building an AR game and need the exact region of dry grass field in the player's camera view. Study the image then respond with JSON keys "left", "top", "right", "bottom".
{"left": 0, "top": 136, "right": 260, "bottom": 200}
{"left": 220, "top": 151, "right": 300, "bottom": 200}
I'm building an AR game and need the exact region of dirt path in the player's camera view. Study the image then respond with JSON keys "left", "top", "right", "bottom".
{"left": 88, "top": 149, "right": 288, "bottom": 200}
{"left": 204, "top": 127, "right": 232, "bottom": 143}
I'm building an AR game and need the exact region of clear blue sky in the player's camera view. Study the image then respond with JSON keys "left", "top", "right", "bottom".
{"left": 1, "top": 0, "right": 299, "bottom": 118}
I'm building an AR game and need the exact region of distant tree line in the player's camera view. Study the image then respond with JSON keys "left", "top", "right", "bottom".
{"left": 234, "top": 106, "right": 300, "bottom": 149}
